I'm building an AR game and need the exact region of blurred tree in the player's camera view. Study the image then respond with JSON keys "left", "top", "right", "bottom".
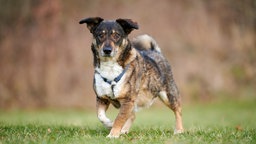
{"left": 0, "top": 0, "right": 62, "bottom": 108}
{"left": 0, "top": 0, "right": 255, "bottom": 109}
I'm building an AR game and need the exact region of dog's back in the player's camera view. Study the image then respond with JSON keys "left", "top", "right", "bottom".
{"left": 132, "top": 35, "right": 180, "bottom": 110}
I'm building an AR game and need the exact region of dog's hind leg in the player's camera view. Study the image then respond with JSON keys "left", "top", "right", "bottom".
{"left": 173, "top": 106, "right": 184, "bottom": 134}
{"left": 97, "top": 97, "right": 113, "bottom": 129}
{"left": 121, "top": 112, "right": 135, "bottom": 134}
{"left": 159, "top": 91, "right": 184, "bottom": 134}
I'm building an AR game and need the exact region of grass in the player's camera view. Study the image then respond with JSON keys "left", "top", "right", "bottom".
{"left": 0, "top": 100, "right": 256, "bottom": 144}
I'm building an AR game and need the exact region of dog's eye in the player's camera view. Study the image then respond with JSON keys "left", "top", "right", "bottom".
{"left": 98, "top": 33, "right": 105, "bottom": 40}
{"left": 112, "top": 33, "right": 121, "bottom": 40}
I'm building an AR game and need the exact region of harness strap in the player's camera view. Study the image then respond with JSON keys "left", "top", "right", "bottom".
{"left": 96, "top": 64, "right": 130, "bottom": 85}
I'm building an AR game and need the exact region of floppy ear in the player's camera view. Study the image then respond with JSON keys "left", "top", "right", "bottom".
{"left": 79, "top": 17, "right": 104, "bottom": 33}
{"left": 116, "top": 18, "right": 139, "bottom": 34}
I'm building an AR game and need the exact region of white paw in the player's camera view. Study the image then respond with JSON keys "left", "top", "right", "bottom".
{"left": 106, "top": 134, "right": 120, "bottom": 138}
{"left": 174, "top": 129, "right": 184, "bottom": 134}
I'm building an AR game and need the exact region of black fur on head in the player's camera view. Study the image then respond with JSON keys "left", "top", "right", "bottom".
{"left": 80, "top": 17, "right": 139, "bottom": 67}
{"left": 79, "top": 17, "right": 139, "bottom": 35}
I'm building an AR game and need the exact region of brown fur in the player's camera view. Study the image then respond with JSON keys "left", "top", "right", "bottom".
{"left": 80, "top": 17, "right": 184, "bottom": 138}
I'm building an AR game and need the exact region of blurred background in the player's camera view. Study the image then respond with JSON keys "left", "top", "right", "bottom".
{"left": 0, "top": 0, "right": 255, "bottom": 110}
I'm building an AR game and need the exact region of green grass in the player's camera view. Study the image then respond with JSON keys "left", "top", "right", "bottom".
{"left": 0, "top": 100, "right": 256, "bottom": 144}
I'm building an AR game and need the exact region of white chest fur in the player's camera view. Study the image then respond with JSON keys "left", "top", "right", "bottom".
{"left": 94, "top": 61, "right": 125, "bottom": 98}
{"left": 95, "top": 61, "right": 123, "bottom": 80}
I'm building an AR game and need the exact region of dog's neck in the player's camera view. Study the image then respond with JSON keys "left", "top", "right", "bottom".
{"left": 117, "top": 41, "right": 137, "bottom": 67}
{"left": 95, "top": 53, "right": 136, "bottom": 81}
{"left": 95, "top": 60, "right": 124, "bottom": 81}
{"left": 117, "top": 41, "right": 132, "bottom": 67}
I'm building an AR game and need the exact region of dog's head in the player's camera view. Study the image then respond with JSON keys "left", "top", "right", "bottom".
{"left": 79, "top": 17, "right": 138, "bottom": 61}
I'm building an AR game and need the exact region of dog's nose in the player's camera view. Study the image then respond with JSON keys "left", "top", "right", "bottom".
{"left": 103, "top": 47, "right": 112, "bottom": 55}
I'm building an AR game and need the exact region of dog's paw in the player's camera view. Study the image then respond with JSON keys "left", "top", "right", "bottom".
{"left": 106, "top": 129, "right": 121, "bottom": 138}
{"left": 174, "top": 129, "right": 184, "bottom": 135}
{"left": 121, "top": 126, "right": 130, "bottom": 134}
{"left": 106, "top": 133, "right": 120, "bottom": 138}
{"left": 120, "top": 129, "right": 129, "bottom": 134}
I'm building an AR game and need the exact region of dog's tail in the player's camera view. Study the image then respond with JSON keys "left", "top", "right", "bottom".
{"left": 132, "top": 34, "right": 161, "bottom": 53}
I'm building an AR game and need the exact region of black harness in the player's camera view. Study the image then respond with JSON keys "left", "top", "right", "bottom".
{"left": 96, "top": 64, "right": 130, "bottom": 85}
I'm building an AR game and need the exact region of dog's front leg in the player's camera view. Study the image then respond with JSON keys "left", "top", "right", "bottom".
{"left": 97, "top": 97, "right": 113, "bottom": 129}
{"left": 121, "top": 112, "right": 135, "bottom": 134}
{"left": 107, "top": 98, "right": 134, "bottom": 138}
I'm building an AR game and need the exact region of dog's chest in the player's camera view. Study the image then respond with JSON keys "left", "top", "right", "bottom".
{"left": 94, "top": 61, "right": 125, "bottom": 98}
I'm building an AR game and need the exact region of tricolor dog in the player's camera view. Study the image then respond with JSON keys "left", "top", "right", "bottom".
{"left": 79, "top": 17, "right": 184, "bottom": 138}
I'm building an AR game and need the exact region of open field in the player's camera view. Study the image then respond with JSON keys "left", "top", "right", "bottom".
{"left": 0, "top": 100, "right": 256, "bottom": 144}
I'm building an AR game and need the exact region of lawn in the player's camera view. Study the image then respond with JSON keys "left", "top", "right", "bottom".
{"left": 0, "top": 100, "right": 255, "bottom": 144}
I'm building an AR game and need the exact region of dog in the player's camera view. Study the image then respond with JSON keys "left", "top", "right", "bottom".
{"left": 79, "top": 17, "right": 183, "bottom": 138}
